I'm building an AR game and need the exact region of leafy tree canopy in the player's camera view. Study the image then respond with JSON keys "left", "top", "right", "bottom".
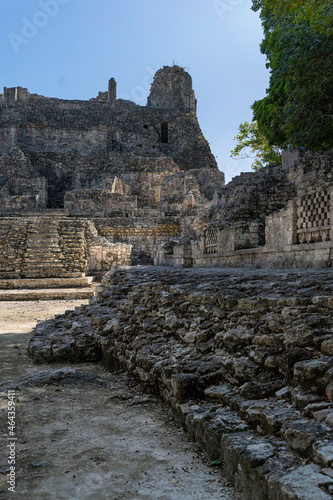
{"left": 251, "top": 0, "right": 333, "bottom": 151}
{"left": 252, "top": 0, "right": 333, "bottom": 35}
{"left": 231, "top": 121, "right": 282, "bottom": 171}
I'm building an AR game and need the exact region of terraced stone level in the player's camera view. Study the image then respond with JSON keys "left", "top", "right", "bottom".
{"left": 29, "top": 266, "right": 333, "bottom": 500}
{"left": 22, "top": 218, "right": 69, "bottom": 278}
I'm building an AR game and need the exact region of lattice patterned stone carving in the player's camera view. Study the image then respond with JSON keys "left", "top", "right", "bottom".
{"left": 296, "top": 189, "right": 331, "bottom": 244}
{"left": 205, "top": 228, "right": 218, "bottom": 254}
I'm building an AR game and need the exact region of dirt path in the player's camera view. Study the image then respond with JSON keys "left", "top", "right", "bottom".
{"left": 0, "top": 301, "right": 239, "bottom": 500}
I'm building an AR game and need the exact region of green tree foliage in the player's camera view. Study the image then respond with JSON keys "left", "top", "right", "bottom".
{"left": 231, "top": 121, "right": 282, "bottom": 171}
{"left": 251, "top": 0, "right": 333, "bottom": 151}
{"left": 252, "top": 0, "right": 333, "bottom": 35}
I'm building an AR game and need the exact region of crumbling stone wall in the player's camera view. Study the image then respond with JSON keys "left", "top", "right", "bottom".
{"left": 95, "top": 219, "right": 180, "bottom": 265}
{"left": 0, "top": 148, "right": 47, "bottom": 210}
{"left": 0, "top": 217, "right": 134, "bottom": 278}
{"left": 157, "top": 151, "right": 333, "bottom": 269}
{"left": 0, "top": 67, "right": 218, "bottom": 174}
{"left": 0, "top": 66, "right": 225, "bottom": 277}
{"left": 147, "top": 65, "right": 196, "bottom": 114}
{"left": 29, "top": 266, "right": 333, "bottom": 499}
{"left": 64, "top": 189, "right": 137, "bottom": 216}
{"left": 0, "top": 195, "right": 40, "bottom": 212}
{"left": 288, "top": 150, "right": 333, "bottom": 193}
{"left": 87, "top": 243, "right": 131, "bottom": 273}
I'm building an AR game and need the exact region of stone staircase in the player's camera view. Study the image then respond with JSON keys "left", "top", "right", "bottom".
{"left": 21, "top": 218, "right": 78, "bottom": 279}
{"left": 0, "top": 286, "right": 95, "bottom": 301}
{"left": 58, "top": 220, "right": 87, "bottom": 276}
{"left": 0, "top": 217, "right": 96, "bottom": 300}
{"left": 0, "top": 276, "right": 96, "bottom": 301}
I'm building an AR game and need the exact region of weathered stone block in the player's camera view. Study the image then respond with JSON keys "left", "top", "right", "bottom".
{"left": 281, "top": 419, "right": 331, "bottom": 454}
{"left": 171, "top": 373, "right": 200, "bottom": 402}
{"left": 277, "top": 464, "right": 333, "bottom": 499}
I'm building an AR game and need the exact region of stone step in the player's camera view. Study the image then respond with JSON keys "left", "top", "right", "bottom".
{"left": 21, "top": 273, "right": 69, "bottom": 278}
{"left": 0, "top": 288, "right": 95, "bottom": 301}
{"left": 26, "top": 238, "right": 61, "bottom": 242}
{"left": 22, "top": 260, "right": 66, "bottom": 266}
{"left": 0, "top": 277, "right": 92, "bottom": 289}
{"left": 22, "top": 264, "right": 68, "bottom": 269}
{"left": 21, "top": 270, "right": 69, "bottom": 276}
{"left": 25, "top": 239, "right": 61, "bottom": 244}
{"left": 23, "top": 254, "right": 65, "bottom": 259}
{"left": 28, "top": 275, "right": 85, "bottom": 279}
{"left": 27, "top": 226, "right": 59, "bottom": 231}
{"left": 28, "top": 219, "right": 60, "bottom": 224}
{"left": 23, "top": 259, "right": 65, "bottom": 264}
{"left": 27, "top": 230, "right": 59, "bottom": 235}
{"left": 24, "top": 252, "right": 65, "bottom": 258}
{"left": 27, "top": 225, "right": 59, "bottom": 229}
{"left": 23, "top": 257, "right": 65, "bottom": 262}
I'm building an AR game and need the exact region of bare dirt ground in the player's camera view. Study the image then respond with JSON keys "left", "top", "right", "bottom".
{"left": 0, "top": 300, "right": 239, "bottom": 500}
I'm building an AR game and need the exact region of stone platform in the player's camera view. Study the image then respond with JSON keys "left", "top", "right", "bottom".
{"left": 0, "top": 287, "right": 95, "bottom": 301}
{"left": 0, "top": 277, "right": 96, "bottom": 301}
{"left": 28, "top": 266, "right": 333, "bottom": 499}
{"left": 0, "top": 277, "right": 93, "bottom": 289}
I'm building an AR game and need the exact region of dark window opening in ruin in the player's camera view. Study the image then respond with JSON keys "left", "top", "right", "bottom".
{"left": 152, "top": 145, "right": 156, "bottom": 149}
{"left": 47, "top": 175, "right": 71, "bottom": 208}
{"left": 161, "top": 122, "right": 169, "bottom": 143}
{"left": 138, "top": 144, "right": 142, "bottom": 148}
{"left": 144, "top": 124, "right": 148, "bottom": 129}
{"left": 259, "top": 224, "right": 266, "bottom": 247}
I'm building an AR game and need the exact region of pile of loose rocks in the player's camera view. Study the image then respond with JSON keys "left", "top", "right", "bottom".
{"left": 29, "top": 266, "right": 333, "bottom": 499}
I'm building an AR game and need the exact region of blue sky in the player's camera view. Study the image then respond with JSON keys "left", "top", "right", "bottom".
{"left": 0, "top": 0, "right": 268, "bottom": 183}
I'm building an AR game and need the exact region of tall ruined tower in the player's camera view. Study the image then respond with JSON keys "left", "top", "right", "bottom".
{"left": 108, "top": 78, "right": 117, "bottom": 102}
{"left": 147, "top": 65, "right": 197, "bottom": 114}
{"left": 0, "top": 65, "right": 226, "bottom": 277}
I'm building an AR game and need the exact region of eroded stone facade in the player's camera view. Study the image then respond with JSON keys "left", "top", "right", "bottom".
{"left": 157, "top": 150, "right": 333, "bottom": 269}
{"left": 1, "top": 65, "right": 332, "bottom": 277}
{"left": 0, "top": 66, "right": 224, "bottom": 277}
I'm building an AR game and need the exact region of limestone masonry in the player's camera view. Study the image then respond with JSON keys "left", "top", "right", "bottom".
{"left": 3, "top": 67, "right": 333, "bottom": 499}
{"left": 156, "top": 149, "right": 333, "bottom": 269}
{"left": 29, "top": 266, "right": 333, "bottom": 499}
{"left": 0, "top": 65, "right": 223, "bottom": 279}
{"left": 0, "top": 65, "right": 332, "bottom": 277}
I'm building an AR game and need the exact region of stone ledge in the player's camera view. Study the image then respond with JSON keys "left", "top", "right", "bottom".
{"left": 0, "top": 287, "right": 95, "bottom": 301}
{"left": 28, "top": 266, "right": 333, "bottom": 499}
{"left": 0, "top": 277, "right": 92, "bottom": 289}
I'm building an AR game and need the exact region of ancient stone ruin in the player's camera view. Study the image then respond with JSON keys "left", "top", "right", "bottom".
{"left": 2, "top": 67, "right": 333, "bottom": 499}
{"left": 156, "top": 149, "right": 333, "bottom": 269}
{"left": 29, "top": 266, "right": 333, "bottom": 499}
{"left": 0, "top": 65, "right": 224, "bottom": 286}
{"left": 1, "top": 65, "right": 332, "bottom": 278}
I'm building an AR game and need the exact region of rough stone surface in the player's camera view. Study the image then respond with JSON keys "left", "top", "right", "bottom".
{"left": 2, "top": 68, "right": 333, "bottom": 279}
{"left": 156, "top": 150, "right": 333, "bottom": 269}
{"left": 28, "top": 266, "right": 333, "bottom": 499}
{"left": 0, "top": 300, "right": 240, "bottom": 500}
{"left": 0, "top": 66, "right": 225, "bottom": 278}
{"left": 277, "top": 465, "right": 333, "bottom": 500}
